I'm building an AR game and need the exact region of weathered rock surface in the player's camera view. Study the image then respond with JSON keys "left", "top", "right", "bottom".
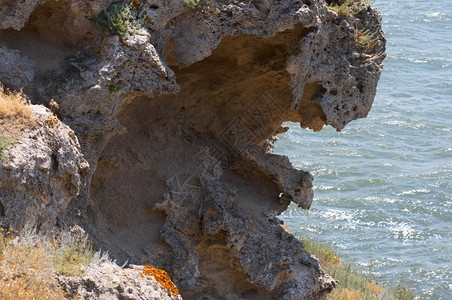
{"left": 0, "top": 105, "right": 88, "bottom": 231}
{"left": 0, "top": 0, "right": 385, "bottom": 299}
{"left": 58, "top": 263, "right": 182, "bottom": 300}
{"left": 0, "top": 46, "right": 35, "bottom": 90}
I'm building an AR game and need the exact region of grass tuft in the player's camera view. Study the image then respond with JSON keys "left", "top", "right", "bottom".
{"left": 0, "top": 86, "right": 35, "bottom": 161}
{"left": 0, "top": 228, "right": 67, "bottom": 300}
{"left": 328, "top": 0, "right": 374, "bottom": 17}
{"left": 53, "top": 243, "right": 94, "bottom": 276}
{"left": 185, "top": 0, "right": 202, "bottom": 10}
{"left": 354, "top": 26, "right": 378, "bottom": 49}
{"left": 0, "top": 137, "right": 13, "bottom": 161}
{"left": 0, "top": 86, "right": 33, "bottom": 123}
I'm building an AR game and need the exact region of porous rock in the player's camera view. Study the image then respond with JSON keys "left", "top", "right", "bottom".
{"left": 0, "top": 0, "right": 386, "bottom": 298}
{"left": 0, "top": 105, "right": 88, "bottom": 231}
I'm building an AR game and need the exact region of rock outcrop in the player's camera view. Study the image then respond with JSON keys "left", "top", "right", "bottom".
{"left": 0, "top": 0, "right": 385, "bottom": 298}
{"left": 58, "top": 263, "right": 182, "bottom": 300}
{"left": 0, "top": 105, "right": 88, "bottom": 231}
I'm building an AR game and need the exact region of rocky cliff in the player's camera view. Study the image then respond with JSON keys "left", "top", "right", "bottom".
{"left": 0, "top": 0, "right": 385, "bottom": 298}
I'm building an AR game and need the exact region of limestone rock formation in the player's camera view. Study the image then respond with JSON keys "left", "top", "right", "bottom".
{"left": 0, "top": 105, "right": 88, "bottom": 231}
{"left": 0, "top": 0, "right": 385, "bottom": 298}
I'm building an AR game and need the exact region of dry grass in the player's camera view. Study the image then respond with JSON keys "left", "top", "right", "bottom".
{"left": 0, "top": 86, "right": 34, "bottom": 124}
{"left": 0, "top": 229, "right": 66, "bottom": 299}
{"left": 301, "top": 236, "right": 418, "bottom": 300}
{"left": 0, "top": 86, "right": 36, "bottom": 161}
{"left": 0, "top": 227, "right": 98, "bottom": 299}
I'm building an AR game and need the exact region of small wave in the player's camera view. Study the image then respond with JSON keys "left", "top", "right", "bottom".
{"left": 322, "top": 209, "right": 357, "bottom": 222}
{"left": 388, "top": 222, "right": 419, "bottom": 240}
{"left": 355, "top": 178, "right": 387, "bottom": 187}
{"left": 397, "top": 189, "right": 431, "bottom": 195}
{"left": 314, "top": 185, "right": 343, "bottom": 191}
{"left": 423, "top": 12, "right": 452, "bottom": 22}
{"left": 383, "top": 120, "right": 427, "bottom": 129}
{"left": 363, "top": 196, "right": 397, "bottom": 204}
{"left": 438, "top": 127, "right": 452, "bottom": 132}
{"left": 424, "top": 12, "right": 446, "bottom": 17}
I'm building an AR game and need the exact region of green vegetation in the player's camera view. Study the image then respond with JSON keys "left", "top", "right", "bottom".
{"left": 95, "top": 1, "right": 143, "bottom": 36}
{"left": 327, "top": 1, "right": 379, "bottom": 49}
{"left": 185, "top": 0, "right": 201, "bottom": 10}
{"left": 300, "top": 236, "right": 418, "bottom": 300}
{"left": 328, "top": 0, "right": 374, "bottom": 16}
{"left": 0, "top": 137, "right": 13, "bottom": 161}
{"left": 53, "top": 234, "right": 95, "bottom": 276}
{"left": 108, "top": 84, "right": 120, "bottom": 93}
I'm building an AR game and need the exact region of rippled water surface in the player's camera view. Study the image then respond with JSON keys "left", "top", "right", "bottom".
{"left": 275, "top": 0, "right": 452, "bottom": 298}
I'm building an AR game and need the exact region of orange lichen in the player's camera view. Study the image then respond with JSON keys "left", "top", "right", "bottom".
{"left": 45, "top": 117, "right": 59, "bottom": 127}
{"left": 280, "top": 224, "right": 293, "bottom": 234}
{"left": 142, "top": 265, "right": 179, "bottom": 296}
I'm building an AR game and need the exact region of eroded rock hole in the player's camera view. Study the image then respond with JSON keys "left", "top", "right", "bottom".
{"left": 286, "top": 83, "right": 327, "bottom": 131}
{"left": 357, "top": 82, "right": 365, "bottom": 93}
{"left": 89, "top": 96, "right": 174, "bottom": 264}
{"left": 0, "top": 201, "right": 5, "bottom": 217}
{"left": 51, "top": 152, "right": 59, "bottom": 173}
{"left": 89, "top": 26, "right": 321, "bottom": 295}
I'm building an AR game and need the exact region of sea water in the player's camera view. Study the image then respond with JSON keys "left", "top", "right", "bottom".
{"left": 275, "top": 0, "right": 452, "bottom": 298}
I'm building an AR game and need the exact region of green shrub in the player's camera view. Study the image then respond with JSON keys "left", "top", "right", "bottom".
{"left": 108, "top": 84, "right": 120, "bottom": 93}
{"left": 185, "top": 0, "right": 201, "bottom": 10}
{"left": 54, "top": 245, "right": 94, "bottom": 276}
{"left": 95, "top": 1, "right": 143, "bottom": 36}
{"left": 0, "top": 137, "right": 13, "bottom": 162}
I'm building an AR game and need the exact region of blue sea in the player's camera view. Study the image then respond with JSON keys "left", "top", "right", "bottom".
{"left": 275, "top": 0, "right": 452, "bottom": 298}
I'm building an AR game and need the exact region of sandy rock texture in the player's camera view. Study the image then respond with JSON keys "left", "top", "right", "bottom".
{"left": 0, "top": 0, "right": 385, "bottom": 299}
